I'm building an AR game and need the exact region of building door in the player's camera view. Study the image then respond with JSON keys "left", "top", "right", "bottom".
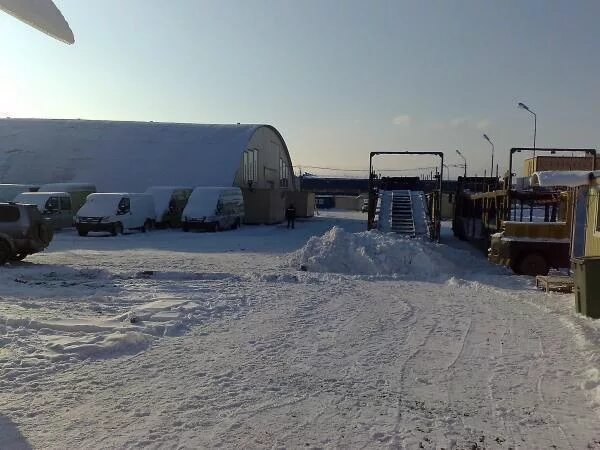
{"left": 572, "top": 187, "right": 587, "bottom": 258}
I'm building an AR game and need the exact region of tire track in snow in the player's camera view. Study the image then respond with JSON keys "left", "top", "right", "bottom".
{"left": 391, "top": 310, "right": 441, "bottom": 449}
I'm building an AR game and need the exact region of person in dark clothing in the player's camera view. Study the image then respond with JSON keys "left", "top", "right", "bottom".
{"left": 286, "top": 204, "right": 297, "bottom": 229}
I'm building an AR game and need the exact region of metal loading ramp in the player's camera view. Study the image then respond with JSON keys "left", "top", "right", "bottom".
{"left": 378, "top": 190, "right": 429, "bottom": 237}
{"left": 390, "top": 190, "right": 415, "bottom": 234}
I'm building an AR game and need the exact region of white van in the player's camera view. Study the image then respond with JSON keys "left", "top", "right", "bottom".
{"left": 182, "top": 187, "right": 244, "bottom": 232}
{"left": 0, "top": 184, "right": 39, "bottom": 202}
{"left": 75, "top": 193, "right": 155, "bottom": 236}
{"left": 14, "top": 192, "right": 74, "bottom": 229}
{"left": 38, "top": 183, "right": 96, "bottom": 213}
{"left": 144, "top": 186, "right": 192, "bottom": 228}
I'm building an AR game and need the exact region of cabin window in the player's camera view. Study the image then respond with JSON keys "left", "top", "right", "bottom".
{"left": 243, "top": 149, "right": 259, "bottom": 185}
{"left": 45, "top": 197, "right": 59, "bottom": 211}
{"left": 279, "top": 157, "right": 289, "bottom": 188}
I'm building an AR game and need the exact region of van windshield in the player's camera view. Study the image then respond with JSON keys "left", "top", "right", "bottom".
{"left": 78, "top": 196, "right": 121, "bottom": 216}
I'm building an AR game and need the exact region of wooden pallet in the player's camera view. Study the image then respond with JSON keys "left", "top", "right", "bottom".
{"left": 535, "top": 275, "right": 574, "bottom": 293}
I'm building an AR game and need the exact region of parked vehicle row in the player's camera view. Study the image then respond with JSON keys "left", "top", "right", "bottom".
{"left": 0, "top": 183, "right": 246, "bottom": 235}
{"left": 0, "top": 185, "right": 245, "bottom": 265}
{"left": 0, "top": 184, "right": 246, "bottom": 266}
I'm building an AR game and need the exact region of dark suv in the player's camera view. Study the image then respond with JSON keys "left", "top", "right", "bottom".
{"left": 0, "top": 203, "right": 54, "bottom": 265}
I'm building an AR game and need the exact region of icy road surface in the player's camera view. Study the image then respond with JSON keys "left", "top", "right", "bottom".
{"left": 1, "top": 210, "right": 599, "bottom": 449}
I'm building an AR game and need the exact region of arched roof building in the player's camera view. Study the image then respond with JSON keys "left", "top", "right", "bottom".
{"left": 0, "top": 118, "right": 298, "bottom": 223}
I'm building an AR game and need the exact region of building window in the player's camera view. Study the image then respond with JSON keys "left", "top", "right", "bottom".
{"left": 243, "top": 149, "right": 259, "bottom": 185}
{"left": 279, "top": 157, "right": 289, "bottom": 188}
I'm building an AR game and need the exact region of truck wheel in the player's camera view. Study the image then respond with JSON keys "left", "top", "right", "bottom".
{"left": 182, "top": 223, "right": 189, "bottom": 232}
{"left": 142, "top": 220, "right": 152, "bottom": 233}
{"left": 0, "top": 241, "right": 10, "bottom": 266}
{"left": 77, "top": 228, "right": 88, "bottom": 237}
{"left": 112, "top": 222, "right": 123, "bottom": 236}
{"left": 518, "top": 253, "right": 549, "bottom": 277}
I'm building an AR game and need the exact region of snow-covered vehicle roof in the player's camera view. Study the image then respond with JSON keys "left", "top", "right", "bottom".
{"left": 38, "top": 183, "right": 96, "bottom": 192}
{"left": 531, "top": 170, "right": 600, "bottom": 187}
{"left": 14, "top": 192, "right": 70, "bottom": 209}
{"left": 0, "top": 119, "right": 286, "bottom": 192}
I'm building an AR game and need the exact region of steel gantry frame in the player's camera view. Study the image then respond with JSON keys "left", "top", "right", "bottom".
{"left": 368, "top": 151, "right": 444, "bottom": 241}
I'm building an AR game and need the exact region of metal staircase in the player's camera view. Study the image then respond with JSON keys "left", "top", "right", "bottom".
{"left": 390, "top": 190, "right": 416, "bottom": 235}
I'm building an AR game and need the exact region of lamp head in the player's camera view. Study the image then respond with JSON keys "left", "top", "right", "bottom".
{"left": 518, "top": 102, "right": 529, "bottom": 111}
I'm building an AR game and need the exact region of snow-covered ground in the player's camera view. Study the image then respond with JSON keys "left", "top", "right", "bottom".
{"left": 1, "top": 210, "right": 600, "bottom": 449}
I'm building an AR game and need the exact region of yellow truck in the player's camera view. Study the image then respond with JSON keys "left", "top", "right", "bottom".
{"left": 488, "top": 191, "right": 573, "bottom": 276}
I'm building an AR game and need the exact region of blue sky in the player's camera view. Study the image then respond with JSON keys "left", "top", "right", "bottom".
{"left": 1, "top": 0, "right": 599, "bottom": 177}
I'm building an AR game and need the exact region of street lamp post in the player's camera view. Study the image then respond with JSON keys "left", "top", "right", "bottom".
{"left": 483, "top": 134, "right": 494, "bottom": 178}
{"left": 518, "top": 102, "right": 537, "bottom": 156}
{"left": 443, "top": 164, "right": 451, "bottom": 181}
{"left": 456, "top": 149, "right": 467, "bottom": 178}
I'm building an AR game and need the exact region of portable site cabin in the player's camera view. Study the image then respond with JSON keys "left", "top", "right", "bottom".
{"left": 531, "top": 170, "right": 600, "bottom": 258}
{"left": 0, "top": 118, "right": 306, "bottom": 224}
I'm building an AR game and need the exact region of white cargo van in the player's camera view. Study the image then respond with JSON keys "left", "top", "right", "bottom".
{"left": 38, "top": 183, "right": 96, "bottom": 213}
{"left": 182, "top": 187, "right": 244, "bottom": 232}
{"left": 144, "top": 186, "right": 192, "bottom": 228}
{"left": 0, "top": 184, "right": 39, "bottom": 202}
{"left": 75, "top": 193, "right": 155, "bottom": 236}
{"left": 14, "top": 192, "right": 74, "bottom": 229}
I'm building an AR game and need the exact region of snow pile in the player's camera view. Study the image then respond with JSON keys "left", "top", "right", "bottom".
{"left": 289, "top": 226, "right": 460, "bottom": 278}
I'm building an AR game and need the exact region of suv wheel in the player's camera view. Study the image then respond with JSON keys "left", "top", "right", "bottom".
{"left": 38, "top": 223, "right": 53, "bottom": 247}
{"left": 112, "top": 222, "right": 123, "bottom": 236}
{"left": 0, "top": 241, "right": 10, "bottom": 266}
{"left": 77, "top": 227, "right": 88, "bottom": 237}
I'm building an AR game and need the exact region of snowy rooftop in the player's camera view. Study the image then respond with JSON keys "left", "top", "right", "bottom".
{"left": 0, "top": 118, "right": 269, "bottom": 192}
{"left": 531, "top": 170, "right": 600, "bottom": 187}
